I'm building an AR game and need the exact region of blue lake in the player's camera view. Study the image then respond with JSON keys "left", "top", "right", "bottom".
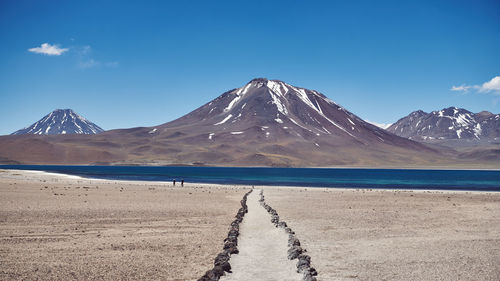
{"left": 1, "top": 165, "right": 499, "bottom": 191}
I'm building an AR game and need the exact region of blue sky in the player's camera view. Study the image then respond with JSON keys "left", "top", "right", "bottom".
{"left": 0, "top": 0, "right": 499, "bottom": 134}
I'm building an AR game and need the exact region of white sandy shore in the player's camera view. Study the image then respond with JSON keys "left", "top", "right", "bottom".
{"left": 18, "top": 170, "right": 86, "bottom": 179}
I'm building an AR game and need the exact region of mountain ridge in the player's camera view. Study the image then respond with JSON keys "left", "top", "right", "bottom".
{"left": 0, "top": 79, "right": 497, "bottom": 168}
{"left": 387, "top": 107, "right": 500, "bottom": 145}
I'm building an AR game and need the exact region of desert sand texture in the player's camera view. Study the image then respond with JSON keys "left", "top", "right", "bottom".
{"left": 0, "top": 169, "right": 248, "bottom": 280}
{"left": 263, "top": 187, "right": 500, "bottom": 281}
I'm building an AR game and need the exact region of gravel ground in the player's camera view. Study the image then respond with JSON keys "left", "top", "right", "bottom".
{"left": 0, "top": 170, "right": 248, "bottom": 281}
{"left": 2, "top": 169, "right": 498, "bottom": 281}
{"left": 263, "top": 187, "right": 500, "bottom": 281}
{"left": 220, "top": 191, "right": 301, "bottom": 281}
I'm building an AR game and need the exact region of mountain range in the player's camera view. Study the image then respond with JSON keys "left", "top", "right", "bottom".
{"left": 387, "top": 107, "right": 500, "bottom": 146}
{"left": 1, "top": 78, "right": 498, "bottom": 168}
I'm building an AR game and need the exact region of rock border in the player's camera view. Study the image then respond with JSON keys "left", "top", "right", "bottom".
{"left": 198, "top": 189, "right": 253, "bottom": 281}
{"left": 259, "top": 189, "right": 318, "bottom": 281}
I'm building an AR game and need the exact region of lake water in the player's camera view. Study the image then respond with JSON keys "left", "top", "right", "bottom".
{"left": 1, "top": 165, "right": 499, "bottom": 191}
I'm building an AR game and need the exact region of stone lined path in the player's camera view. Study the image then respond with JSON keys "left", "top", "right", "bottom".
{"left": 220, "top": 191, "right": 302, "bottom": 281}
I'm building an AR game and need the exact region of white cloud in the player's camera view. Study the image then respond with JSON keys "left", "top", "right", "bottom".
{"left": 366, "top": 120, "right": 392, "bottom": 129}
{"left": 450, "top": 85, "right": 472, "bottom": 92}
{"left": 479, "top": 76, "right": 500, "bottom": 93}
{"left": 28, "top": 42, "right": 118, "bottom": 69}
{"left": 28, "top": 43, "right": 68, "bottom": 56}
{"left": 451, "top": 76, "right": 500, "bottom": 95}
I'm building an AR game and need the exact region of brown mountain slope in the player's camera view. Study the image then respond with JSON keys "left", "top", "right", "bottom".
{"left": 0, "top": 78, "right": 497, "bottom": 168}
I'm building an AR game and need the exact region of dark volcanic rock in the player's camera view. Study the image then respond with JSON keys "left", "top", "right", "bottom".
{"left": 297, "top": 254, "right": 311, "bottom": 270}
{"left": 288, "top": 245, "right": 303, "bottom": 260}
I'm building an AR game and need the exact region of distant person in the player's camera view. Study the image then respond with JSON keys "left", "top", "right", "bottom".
{"left": 181, "top": 179, "right": 184, "bottom": 187}
{"left": 173, "top": 179, "right": 176, "bottom": 186}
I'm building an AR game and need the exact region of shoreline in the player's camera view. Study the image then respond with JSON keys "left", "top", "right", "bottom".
{"left": 1, "top": 168, "right": 498, "bottom": 194}
{"left": 1, "top": 163, "right": 500, "bottom": 171}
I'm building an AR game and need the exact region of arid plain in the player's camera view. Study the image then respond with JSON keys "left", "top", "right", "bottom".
{"left": 264, "top": 187, "right": 500, "bottom": 280}
{"left": 0, "top": 170, "right": 247, "bottom": 280}
{"left": 0, "top": 169, "right": 499, "bottom": 280}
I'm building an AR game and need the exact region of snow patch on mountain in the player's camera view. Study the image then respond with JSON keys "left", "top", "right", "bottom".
{"left": 214, "top": 114, "right": 233, "bottom": 125}
{"left": 268, "top": 89, "right": 288, "bottom": 115}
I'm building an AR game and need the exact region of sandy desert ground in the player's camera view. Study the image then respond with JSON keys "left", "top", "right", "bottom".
{"left": 263, "top": 187, "right": 500, "bottom": 281}
{"left": 0, "top": 170, "right": 248, "bottom": 280}
{"left": 1, "top": 169, "right": 499, "bottom": 281}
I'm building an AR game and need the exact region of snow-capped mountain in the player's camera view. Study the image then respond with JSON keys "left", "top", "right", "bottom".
{"left": 387, "top": 107, "right": 500, "bottom": 143}
{"left": 117, "top": 77, "right": 434, "bottom": 166}
{"left": 11, "top": 109, "right": 104, "bottom": 135}
{"left": 158, "top": 78, "right": 423, "bottom": 147}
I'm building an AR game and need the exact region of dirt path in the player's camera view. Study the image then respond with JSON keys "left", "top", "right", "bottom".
{"left": 220, "top": 191, "right": 302, "bottom": 281}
